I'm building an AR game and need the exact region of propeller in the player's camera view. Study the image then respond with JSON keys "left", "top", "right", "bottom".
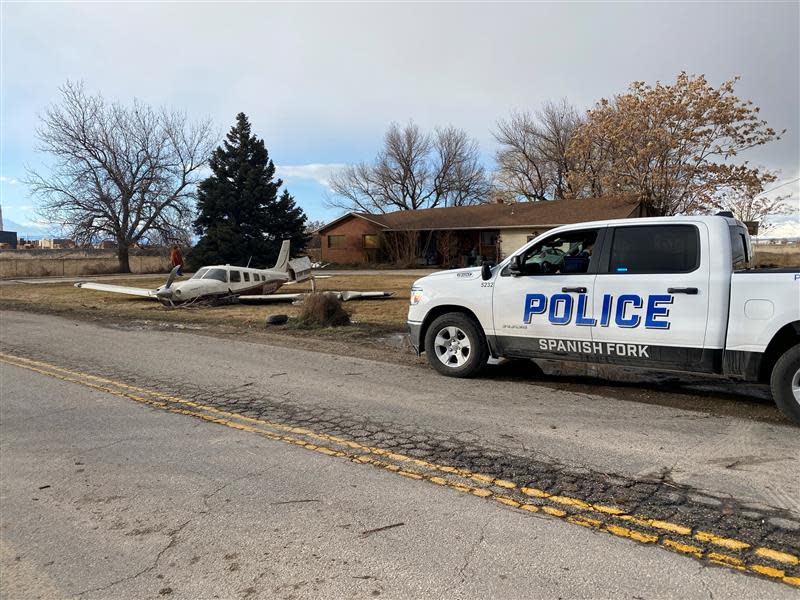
{"left": 155, "top": 266, "right": 181, "bottom": 300}
{"left": 164, "top": 265, "right": 181, "bottom": 289}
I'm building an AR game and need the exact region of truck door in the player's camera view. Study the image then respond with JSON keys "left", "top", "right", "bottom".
{"left": 591, "top": 223, "right": 713, "bottom": 372}
{"left": 492, "top": 227, "right": 603, "bottom": 360}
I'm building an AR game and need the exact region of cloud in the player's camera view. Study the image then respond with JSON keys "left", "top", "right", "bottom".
{"left": 759, "top": 220, "right": 800, "bottom": 239}
{"left": 0, "top": 176, "right": 19, "bottom": 185}
{"left": 276, "top": 164, "right": 345, "bottom": 189}
{"left": 2, "top": 217, "right": 56, "bottom": 235}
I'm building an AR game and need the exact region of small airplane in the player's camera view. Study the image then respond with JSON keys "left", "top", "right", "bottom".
{"left": 74, "top": 240, "right": 393, "bottom": 306}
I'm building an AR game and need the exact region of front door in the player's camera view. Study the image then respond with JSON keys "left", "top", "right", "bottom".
{"left": 492, "top": 227, "right": 603, "bottom": 360}
{"left": 590, "top": 222, "right": 713, "bottom": 371}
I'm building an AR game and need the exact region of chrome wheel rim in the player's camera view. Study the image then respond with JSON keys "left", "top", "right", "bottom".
{"left": 434, "top": 326, "right": 471, "bottom": 368}
{"left": 792, "top": 367, "right": 800, "bottom": 403}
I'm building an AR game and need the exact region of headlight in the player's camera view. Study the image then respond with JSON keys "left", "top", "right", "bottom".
{"left": 410, "top": 288, "right": 424, "bottom": 305}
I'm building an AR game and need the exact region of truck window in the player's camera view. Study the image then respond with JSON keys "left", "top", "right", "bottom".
{"left": 230, "top": 270, "right": 241, "bottom": 283}
{"left": 606, "top": 225, "right": 699, "bottom": 274}
{"left": 515, "top": 229, "right": 598, "bottom": 275}
{"left": 730, "top": 226, "right": 750, "bottom": 270}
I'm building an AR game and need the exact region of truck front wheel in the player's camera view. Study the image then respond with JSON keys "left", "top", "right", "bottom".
{"left": 424, "top": 312, "right": 489, "bottom": 378}
{"left": 771, "top": 343, "right": 800, "bottom": 425}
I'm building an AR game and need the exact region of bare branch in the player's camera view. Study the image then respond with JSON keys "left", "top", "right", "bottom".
{"left": 27, "top": 81, "right": 215, "bottom": 271}
{"left": 328, "top": 121, "right": 491, "bottom": 212}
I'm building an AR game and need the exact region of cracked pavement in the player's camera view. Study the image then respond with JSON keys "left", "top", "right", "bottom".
{"left": 1, "top": 311, "right": 799, "bottom": 599}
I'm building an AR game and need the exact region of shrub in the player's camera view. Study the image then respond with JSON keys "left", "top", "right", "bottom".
{"left": 295, "top": 292, "right": 351, "bottom": 327}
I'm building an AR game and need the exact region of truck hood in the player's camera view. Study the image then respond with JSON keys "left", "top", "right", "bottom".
{"left": 413, "top": 267, "right": 482, "bottom": 287}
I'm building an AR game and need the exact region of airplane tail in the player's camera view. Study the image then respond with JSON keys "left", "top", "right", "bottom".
{"left": 273, "top": 240, "right": 291, "bottom": 271}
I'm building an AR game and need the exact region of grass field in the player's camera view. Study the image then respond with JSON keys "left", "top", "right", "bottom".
{"left": 2, "top": 247, "right": 796, "bottom": 338}
{"left": 753, "top": 244, "right": 800, "bottom": 268}
{"left": 0, "top": 273, "right": 417, "bottom": 333}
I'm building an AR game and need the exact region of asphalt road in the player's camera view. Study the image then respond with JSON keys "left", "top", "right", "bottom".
{"left": 1, "top": 310, "right": 799, "bottom": 599}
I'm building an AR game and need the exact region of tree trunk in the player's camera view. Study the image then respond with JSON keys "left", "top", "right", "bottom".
{"left": 117, "top": 245, "right": 131, "bottom": 273}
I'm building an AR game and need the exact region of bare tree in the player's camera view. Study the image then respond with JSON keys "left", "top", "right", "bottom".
{"left": 494, "top": 99, "right": 587, "bottom": 201}
{"left": 28, "top": 82, "right": 215, "bottom": 272}
{"left": 329, "top": 121, "right": 491, "bottom": 213}
{"left": 383, "top": 231, "right": 420, "bottom": 266}
{"left": 719, "top": 179, "right": 789, "bottom": 232}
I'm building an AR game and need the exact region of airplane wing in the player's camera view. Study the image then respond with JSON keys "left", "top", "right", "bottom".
{"left": 238, "top": 293, "right": 305, "bottom": 303}
{"left": 338, "top": 291, "right": 394, "bottom": 301}
{"left": 74, "top": 282, "right": 156, "bottom": 298}
{"left": 238, "top": 291, "right": 394, "bottom": 303}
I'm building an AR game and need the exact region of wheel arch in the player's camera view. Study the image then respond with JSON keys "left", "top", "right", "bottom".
{"left": 420, "top": 305, "right": 485, "bottom": 354}
{"left": 759, "top": 320, "right": 800, "bottom": 382}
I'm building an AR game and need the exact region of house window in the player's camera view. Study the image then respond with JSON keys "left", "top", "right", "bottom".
{"left": 328, "top": 235, "right": 346, "bottom": 249}
{"left": 362, "top": 234, "right": 379, "bottom": 249}
{"left": 480, "top": 231, "right": 498, "bottom": 246}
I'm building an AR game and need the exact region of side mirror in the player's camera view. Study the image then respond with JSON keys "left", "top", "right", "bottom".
{"left": 509, "top": 255, "right": 522, "bottom": 276}
{"left": 481, "top": 261, "right": 492, "bottom": 281}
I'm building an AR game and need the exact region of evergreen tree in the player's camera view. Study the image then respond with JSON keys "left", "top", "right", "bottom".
{"left": 189, "top": 113, "right": 308, "bottom": 269}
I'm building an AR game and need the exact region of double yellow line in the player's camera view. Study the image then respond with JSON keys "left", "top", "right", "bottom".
{"left": 1, "top": 352, "right": 798, "bottom": 588}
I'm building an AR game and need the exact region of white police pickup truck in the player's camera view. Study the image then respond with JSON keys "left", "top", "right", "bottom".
{"left": 407, "top": 214, "right": 800, "bottom": 424}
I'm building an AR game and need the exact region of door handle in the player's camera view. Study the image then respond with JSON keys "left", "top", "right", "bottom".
{"left": 562, "top": 287, "right": 587, "bottom": 294}
{"left": 667, "top": 287, "right": 699, "bottom": 295}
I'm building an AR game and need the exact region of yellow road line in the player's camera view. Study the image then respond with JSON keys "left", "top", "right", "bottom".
{"left": 1, "top": 352, "right": 798, "bottom": 589}
{"left": 755, "top": 548, "right": 800, "bottom": 566}
{"left": 663, "top": 539, "right": 703, "bottom": 558}
{"left": 695, "top": 530, "right": 751, "bottom": 552}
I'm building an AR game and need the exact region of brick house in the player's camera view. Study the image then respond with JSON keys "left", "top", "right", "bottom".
{"left": 318, "top": 196, "right": 648, "bottom": 266}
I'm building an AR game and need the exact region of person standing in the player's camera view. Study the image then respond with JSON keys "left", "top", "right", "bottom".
{"left": 169, "top": 245, "right": 185, "bottom": 276}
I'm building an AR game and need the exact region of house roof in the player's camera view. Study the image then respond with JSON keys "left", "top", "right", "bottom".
{"left": 319, "top": 196, "right": 643, "bottom": 233}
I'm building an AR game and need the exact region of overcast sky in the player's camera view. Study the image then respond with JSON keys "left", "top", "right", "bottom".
{"left": 2, "top": 1, "right": 798, "bottom": 236}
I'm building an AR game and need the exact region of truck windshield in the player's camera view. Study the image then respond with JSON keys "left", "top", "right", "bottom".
{"left": 202, "top": 268, "right": 228, "bottom": 283}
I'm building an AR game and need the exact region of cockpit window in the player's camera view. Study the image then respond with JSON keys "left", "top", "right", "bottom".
{"left": 202, "top": 268, "right": 228, "bottom": 283}
{"left": 230, "top": 270, "right": 241, "bottom": 283}
{"left": 191, "top": 268, "right": 209, "bottom": 280}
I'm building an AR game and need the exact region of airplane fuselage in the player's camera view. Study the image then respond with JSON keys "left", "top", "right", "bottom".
{"left": 155, "top": 265, "right": 290, "bottom": 304}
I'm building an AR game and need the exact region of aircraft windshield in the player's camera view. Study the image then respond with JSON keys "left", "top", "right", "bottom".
{"left": 202, "top": 268, "right": 228, "bottom": 283}
{"left": 190, "top": 268, "right": 209, "bottom": 280}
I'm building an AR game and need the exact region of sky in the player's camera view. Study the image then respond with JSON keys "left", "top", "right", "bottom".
{"left": 2, "top": 1, "right": 798, "bottom": 238}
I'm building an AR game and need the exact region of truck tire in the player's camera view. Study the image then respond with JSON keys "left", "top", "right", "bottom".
{"left": 770, "top": 343, "right": 800, "bottom": 425}
{"left": 424, "top": 312, "right": 489, "bottom": 378}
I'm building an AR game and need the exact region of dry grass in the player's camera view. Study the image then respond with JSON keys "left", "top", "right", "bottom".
{"left": 753, "top": 245, "right": 800, "bottom": 268}
{"left": 295, "top": 292, "right": 351, "bottom": 328}
{"left": 0, "top": 273, "right": 416, "bottom": 332}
